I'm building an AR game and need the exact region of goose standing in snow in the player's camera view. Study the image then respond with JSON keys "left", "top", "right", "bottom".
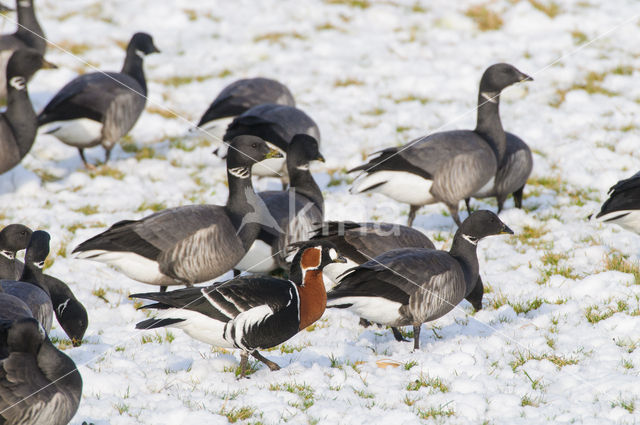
{"left": 0, "top": 49, "right": 55, "bottom": 175}
{"left": 465, "top": 132, "right": 533, "bottom": 212}
{"left": 595, "top": 171, "right": 640, "bottom": 233}
{"left": 73, "top": 136, "right": 282, "bottom": 292}
{"left": 349, "top": 63, "right": 531, "bottom": 226}
{"left": 223, "top": 103, "right": 321, "bottom": 187}
{"left": 0, "top": 318, "right": 83, "bottom": 425}
{"left": 234, "top": 134, "right": 325, "bottom": 275}
{"left": 37, "top": 32, "right": 160, "bottom": 168}
{"left": 193, "top": 77, "right": 295, "bottom": 143}
{"left": 0, "top": 0, "right": 45, "bottom": 99}
{"left": 1, "top": 230, "right": 88, "bottom": 346}
{"left": 326, "top": 210, "right": 512, "bottom": 350}
{"left": 0, "top": 223, "right": 31, "bottom": 280}
{"left": 131, "top": 243, "right": 345, "bottom": 376}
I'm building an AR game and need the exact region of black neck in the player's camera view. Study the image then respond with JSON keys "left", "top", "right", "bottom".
{"left": 16, "top": 2, "right": 46, "bottom": 53}
{"left": 121, "top": 49, "right": 147, "bottom": 95}
{"left": 19, "top": 261, "right": 48, "bottom": 295}
{"left": 225, "top": 170, "right": 264, "bottom": 249}
{"left": 474, "top": 90, "right": 506, "bottom": 165}
{"left": 449, "top": 232, "right": 480, "bottom": 296}
{"left": 288, "top": 164, "right": 324, "bottom": 215}
{"left": 6, "top": 79, "right": 37, "bottom": 157}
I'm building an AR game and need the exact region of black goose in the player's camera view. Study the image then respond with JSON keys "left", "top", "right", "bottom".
{"left": 349, "top": 63, "right": 531, "bottom": 226}
{"left": 73, "top": 136, "right": 282, "bottom": 291}
{"left": 131, "top": 243, "right": 345, "bottom": 376}
{"left": 223, "top": 103, "right": 321, "bottom": 187}
{"left": 1, "top": 230, "right": 88, "bottom": 346}
{"left": 37, "top": 32, "right": 160, "bottom": 167}
{"left": 234, "top": 134, "right": 325, "bottom": 275}
{"left": 193, "top": 77, "right": 295, "bottom": 143}
{"left": 0, "top": 49, "right": 55, "bottom": 175}
{"left": 0, "top": 0, "right": 45, "bottom": 99}
{"left": 465, "top": 132, "right": 533, "bottom": 212}
{"left": 595, "top": 171, "right": 640, "bottom": 233}
{"left": 0, "top": 318, "right": 83, "bottom": 425}
{"left": 0, "top": 224, "right": 31, "bottom": 280}
{"left": 326, "top": 210, "right": 512, "bottom": 350}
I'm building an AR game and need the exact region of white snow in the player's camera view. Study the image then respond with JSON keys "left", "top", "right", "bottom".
{"left": 2, "top": 0, "right": 640, "bottom": 424}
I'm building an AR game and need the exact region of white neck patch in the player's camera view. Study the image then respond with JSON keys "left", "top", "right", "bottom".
{"left": 296, "top": 164, "right": 310, "bottom": 171}
{"left": 0, "top": 250, "right": 14, "bottom": 260}
{"left": 34, "top": 260, "right": 44, "bottom": 269}
{"left": 9, "top": 77, "right": 26, "bottom": 91}
{"left": 462, "top": 234, "right": 478, "bottom": 246}
{"left": 481, "top": 91, "right": 498, "bottom": 104}
{"left": 57, "top": 298, "right": 70, "bottom": 316}
{"left": 229, "top": 166, "right": 250, "bottom": 179}
{"left": 135, "top": 49, "right": 146, "bottom": 59}
{"left": 18, "top": 0, "right": 30, "bottom": 7}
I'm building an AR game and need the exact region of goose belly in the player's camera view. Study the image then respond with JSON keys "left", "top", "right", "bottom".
{"left": 598, "top": 210, "right": 640, "bottom": 234}
{"left": 189, "top": 117, "right": 234, "bottom": 146}
{"left": 234, "top": 239, "right": 277, "bottom": 273}
{"left": 327, "top": 296, "right": 404, "bottom": 325}
{"left": 74, "top": 250, "right": 176, "bottom": 286}
{"left": 472, "top": 176, "right": 496, "bottom": 198}
{"left": 44, "top": 118, "right": 103, "bottom": 147}
{"left": 352, "top": 171, "right": 436, "bottom": 205}
{"left": 158, "top": 309, "right": 232, "bottom": 347}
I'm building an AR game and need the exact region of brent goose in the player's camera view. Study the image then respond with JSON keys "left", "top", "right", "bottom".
{"left": 349, "top": 63, "right": 531, "bottom": 226}
{"left": 223, "top": 103, "right": 321, "bottom": 186}
{"left": 0, "top": 224, "right": 32, "bottom": 280}
{"left": 73, "top": 136, "right": 282, "bottom": 291}
{"left": 466, "top": 132, "right": 533, "bottom": 212}
{"left": 2, "top": 230, "right": 88, "bottom": 346}
{"left": 595, "top": 171, "right": 640, "bottom": 233}
{"left": 0, "top": 49, "right": 55, "bottom": 175}
{"left": 0, "top": 318, "right": 83, "bottom": 425}
{"left": 37, "top": 32, "right": 160, "bottom": 168}
{"left": 0, "top": 0, "right": 46, "bottom": 99}
{"left": 326, "top": 210, "right": 512, "bottom": 350}
{"left": 193, "top": 77, "right": 295, "bottom": 143}
{"left": 234, "top": 134, "right": 325, "bottom": 275}
{"left": 131, "top": 243, "right": 345, "bottom": 376}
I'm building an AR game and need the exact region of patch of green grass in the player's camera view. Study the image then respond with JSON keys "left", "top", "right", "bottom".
{"left": 49, "top": 336, "right": 74, "bottom": 350}
{"left": 334, "top": 78, "right": 364, "bottom": 87}
{"left": 411, "top": 2, "right": 427, "bottom": 13}
{"left": 134, "top": 146, "right": 155, "bottom": 160}
{"left": 510, "top": 298, "right": 545, "bottom": 314}
{"left": 159, "top": 75, "right": 214, "bottom": 87}
{"left": 220, "top": 406, "right": 255, "bottom": 423}
{"left": 147, "top": 105, "right": 180, "bottom": 119}
{"left": 514, "top": 224, "right": 548, "bottom": 246}
{"left": 33, "top": 168, "right": 63, "bottom": 183}
{"left": 521, "top": 394, "right": 542, "bottom": 407}
{"left": 622, "top": 359, "right": 634, "bottom": 369}
{"left": 528, "top": 0, "right": 561, "bottom": 18}
{"left": 465, "top": 4, "right": 503, "bottom": 31}
{"left": 325, "top": 0, "right": 371, "bottom": 9}
{"left": 615, "top": 338, "right": 639, "bottom": 353}
{"left": 224, "top": 360, "right": 259, "bottom": 377}
{"left": 364, "top": 107, "right": 385, "bottom": 116}
{"left": 393, "top": 95, "right": 429, "bottom": 105}
{"left": 571, "top": 30, "right": 588, "bottom": 45}
{"left": 92, "top": 287, "right": 109, "bottom": 303}
{"left": 569, "top": 71, "right": 618, "bottom": 97}
{"left": 141, "top": 335, "right": 153, "bottom": 344}
{"left": 406, "top": 374, "right": 449, "bottom": 393}
{"left": 270, "top": 382, "right": 315, "bottom": 410}
{"left": 170, "top": 138, "right": 196, "bottom": 152}
{"left": 114, "top": 402, "right": 130, "bottom": 415}
{"left": 87, "top": 166, "right": 125, "bottom": 180}
{"left": 612, "top": 65, "right": 634, "bottom": 76}
{"left": 277, "top": 342, "right": 311, "bottom": 353}
{"left": 611, "top": 397, "right": 635, "bottom": 413}
{"left": 510, "top": 351, "right": 579, "bottom": 371}
{"left": 416, "top": 404, "right": 454, "bottom": 419}
{"left": 404, "top": 360, "right": 418, "bottom": 370}
{"left": 603, "top": 252, "right": 640, "bottom": 285}
{"left": 73, "top": 205, "right": 99, "bottom": 215}
{"left": 57, "top": 40, "right": 91, "bottom": 56}
{"left": 253, "top": 32, "right": 306, "bottom": 44}
{"left": 585, "top": 300, "right": 632, "bottom": 323}
{"left": 136, "top": 201, "right": 167, "bottom": 213}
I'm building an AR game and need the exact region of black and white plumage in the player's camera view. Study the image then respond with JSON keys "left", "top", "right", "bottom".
{"left": 327, "top": 210, "right": 513, "bottom": 350}
{"left": 0, "top": 318, "right": 83, "bottom": 425}
{"left": 595, "top": 171, "right": 640, "bottom": 233}
{"left": 193, "top": 77, "right": 295, "bottom": 143}
{"left": 0, "top": 0, "right": 46, "bottom": 99}
{"left": 0, "top": 49, "right": 55, "bottom": 175}
{"left": 234, "top": 134, "right": 325, "bottom": 274}
{"left": 349, "top": 64, "right": 532, "bottom": 227}
{"left": 37, "top": 32, "right": 160, "bottom": 168}
{"left": 223, "top": 103, "right": 321, "bottom": 185}
{"left": 0, "top": 224, "right": 32, "bottom": 280}
{"left": 73, "top": 136, "right": 282, "bottom": 291}
{"left": 1, "top": 231, "right": 88, "bottom": 346}
{"left": 466, "top": 132, "right": 533, "bottom": 212}
{"left": 131, "top": 243, "right": 345, "bottom": 376}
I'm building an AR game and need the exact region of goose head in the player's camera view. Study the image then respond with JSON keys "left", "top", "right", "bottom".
{"left": 226, "top": 135, "right": 282, "bottom": 172}
{"left": 128, "top": 32, "right": 160, "bottom": 56}
{"left": 56, "top": 298, "right": 88, "bottom": 347}
{"left": 0, "top": 224, "right": 32, "bottom": 255}
{"left": 480, "top": 63, "right": 532, "bottom": 94}
{"left": 289, "top": 241, "right": 346, "bottom": 284}
{"left": 24, "top": 230, "right": 50, "bottom": 269}
{"left": 6, "top": 48, "right": 55, "bottom": 90}
{"left": 287, "top": 134, "right": 325, "bottom": 170}
{"left": 457, "top": 210, "right": 513, "bottom": 246}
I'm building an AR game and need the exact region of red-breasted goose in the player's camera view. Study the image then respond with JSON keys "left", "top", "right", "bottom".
{"left": 0, "top": 0, "right": 46, "bottom": 99}
{"left": 0, "top": 318, "right": 82, "bottom": 425}
{"left": 326, "top": 210, "right": 512, "bottom": 350}
{"left": 349, "top": 64, "right": 531, "bottom": 227}
{"left": 222, "top": 103, "right": 321, "bottom": 187}
{"left": 37, "top": 32, "right": 160, "bottom": 168}
{"left": 0, "top": 49, "right": 55, "bottom": 175}
{"left": 131, "top": 243, "right": 346, "bottom": 376}
{"left": 234, "top": 134, "right": 325, "bottom": 275}
{"left": 595, "top": 171, "right": 640, "bottom": 233}
{"left": 0, "top": 224, "right": 32, "bottom": 280}
{"left": 73, "top": 135, "right": 283, "bottom": 291}
{"left": 193, "top": 77, "right": 295, "bottom": 143}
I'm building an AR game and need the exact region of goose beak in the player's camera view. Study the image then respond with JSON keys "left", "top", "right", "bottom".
{"left": 334, "top": 255, "right": 347, "bottom": 264}
{"left": 519, "top": 72, "right": 533, "bottom": 82}
{"left": 41, "top": 58, "right": 57, "bottom": 70}
{"left": 265, "top": 149, "right": 283, "bottom": 159}
{"left": 151, "top": 44, "right": 161, "bottom": 54}
{"left": 500, "top": 224, "right": 514, "bottom": 235}
{"left": 71, "top": 337, "right": 82, "bottom": 347}
{"left": 317, "top": 154, "right": 326, "bottom": 163}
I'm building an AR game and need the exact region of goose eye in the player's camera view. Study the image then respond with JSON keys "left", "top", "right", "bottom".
{"left": 251, "top": 143, "right": 258, "bottom": 149}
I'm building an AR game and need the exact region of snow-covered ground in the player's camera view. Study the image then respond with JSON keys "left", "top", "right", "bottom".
{"left": 2, "top": 0, "right": 640, "bottom": 423}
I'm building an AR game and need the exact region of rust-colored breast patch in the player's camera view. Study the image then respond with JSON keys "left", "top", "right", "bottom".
{"left": 298, "top": 269, "right": 327, "bottom": 330}
{"left": 300, "top": 248, "right": 321, "bottom": 269}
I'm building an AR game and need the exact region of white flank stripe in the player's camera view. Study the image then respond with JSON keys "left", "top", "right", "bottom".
{"left": 43, "top": 118, "right": 103, "bottom": 147}
{"left": 597, "top": 209, "right": 640, "bottom": 234}
{"left": 156, "top": 309, "right": 232, "bottom": 347}
{"left": 352, "top": 171, "right": 436, "bottom": 205}
{"left": 74, "top": 250, "right": 167, "bottom": 284}
{"left": 327, "top": 296, "right": 403, "bottom": 325}
{"left": 201, "top": 288, "right": 235, "bottom": 320}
